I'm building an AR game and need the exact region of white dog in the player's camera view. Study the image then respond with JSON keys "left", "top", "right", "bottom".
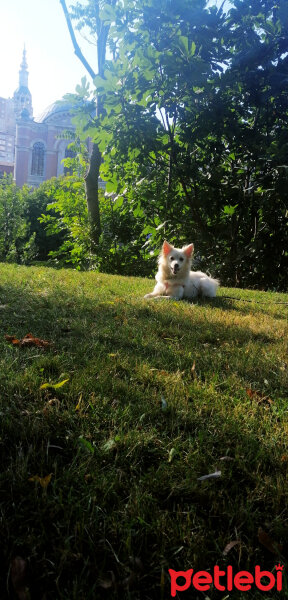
{"left": 144, "top": 241, "right": 219, "bottom": 300}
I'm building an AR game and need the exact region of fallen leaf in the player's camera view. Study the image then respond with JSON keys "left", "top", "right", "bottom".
{"left": 5, "top": 334, "right": 20, "bottom": 345}
{"left": 168, "top": 448, "right": 177, "bottom": 463}
{"left": 197, "top": 470, "right": 222, "bottom": 481}
{"left": 28, "top": 473, "right": 52, "bottom": 489}
{"left": 40, "top": 379, "right": 69, "bottom": 390}
{"left": 78, "top": 437, "right": 95, "bottom": 454}
{"left": 246, "top": 388, "right": 273, "bottom": 405}
{"left": 10, "top": 556, "right": 29, "bottom": 600}
{"left": 191, "top": 361, "right": 197, "bottom": 380}
{"left": 258, "top": 527, "right": 283, "bottom": 555}
{"left": 75, "top": 394, "right": 82, "bottom": 411}
{"left": 223, "top": 540, "right": 241, "bottom": 555}
{"left": 5, "top": 333, "right": 51, "bottom": 348}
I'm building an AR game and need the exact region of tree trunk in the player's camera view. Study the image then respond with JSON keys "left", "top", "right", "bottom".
{"left": 85, "top": 143, "right": 102, "bottom": 246}
{"left": 59, "top": 0, "right": 107, "bottom": 247}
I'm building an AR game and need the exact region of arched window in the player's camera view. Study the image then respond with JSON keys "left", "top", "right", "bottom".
{"left": 31, "top": 142, "right": 45, "bottom": 176}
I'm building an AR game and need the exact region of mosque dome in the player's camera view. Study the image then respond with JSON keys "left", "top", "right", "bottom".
{"left": 36, "top": 101, "right": 74, "bottom": 125}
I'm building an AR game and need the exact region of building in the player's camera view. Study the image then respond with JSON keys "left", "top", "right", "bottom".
{"left": 0, "top": 48, "right": 77, "bottom": 186}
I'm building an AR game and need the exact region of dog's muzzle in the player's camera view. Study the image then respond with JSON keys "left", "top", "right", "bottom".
{"left": 172, "top": 264, "right": 180, "bottom": 274}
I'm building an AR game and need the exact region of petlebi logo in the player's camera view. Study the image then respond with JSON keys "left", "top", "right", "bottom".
{"left": 169, "top": 564, "right": 284, "bottom": 596}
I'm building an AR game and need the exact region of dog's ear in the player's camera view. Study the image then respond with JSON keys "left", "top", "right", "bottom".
{"left": 162, "top": 240, "right": 173, "bottom": 256}
{"left": 183, "top": 243, "right": 194, "bottom": 258}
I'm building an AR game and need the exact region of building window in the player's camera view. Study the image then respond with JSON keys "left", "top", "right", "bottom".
{"left": 31, "top": 142, "right": 45, "bottom": 176}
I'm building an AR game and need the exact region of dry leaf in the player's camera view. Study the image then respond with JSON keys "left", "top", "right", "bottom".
{"left": 191, "top": 361, "right": 197, "bottom": 380}
{"left": 10, "top": 556, "right": 29, "bottom": 600}
{"left": 246, "top": 388, "right": 273, "bottom": 405}
{"left": 168, "top": 448, "right": 177, "bottom": 463}
{"left": 223, "top": 540, "right": 241, "bottom": 555}
{"left": 28, "top": 473, "right": 52, "bottom": 489}
{"left": 5, "top": 334, "right": 20, "bottom": 345}
{"left": 258, "top": 527, "right": 283, "bottom": 555}
{"left": 5, "top": 333, "right": 51, "bottom": 348}
{"left": 75, "top": 394, "right": 82, "bottom": 411}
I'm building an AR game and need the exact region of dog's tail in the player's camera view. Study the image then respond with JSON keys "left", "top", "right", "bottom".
{"left": 200, "top": 276, "right": 219, "bottom": 298}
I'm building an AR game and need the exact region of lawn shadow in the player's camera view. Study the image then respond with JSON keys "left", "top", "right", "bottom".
{"left": 0, "top": 274, "right": 287, "bottom": 600}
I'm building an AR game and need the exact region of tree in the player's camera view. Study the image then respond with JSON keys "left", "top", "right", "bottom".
{"left": 86, "top": 0, "right": 229, "bottom": 248}
{"left": 60, "top": 0, "right": 116, "bottom": 246}
{"left": 60, "top": 0, "right": 288, "bottom": 288}
{"left": 86, "top": 0, "right": 288, "bottom": 287}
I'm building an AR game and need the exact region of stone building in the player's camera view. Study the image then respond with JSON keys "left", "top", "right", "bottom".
{"left": 0, "top": 48, "right": 76, "bottom": 186}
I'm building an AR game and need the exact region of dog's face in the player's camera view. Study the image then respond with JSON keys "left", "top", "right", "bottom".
{"left": 161, "top": 241, "right": 194, "bottom": 276}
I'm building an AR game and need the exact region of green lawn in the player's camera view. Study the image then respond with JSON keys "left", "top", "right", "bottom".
{"left": 0, "top": 263, "right": 287, "bottom": 599}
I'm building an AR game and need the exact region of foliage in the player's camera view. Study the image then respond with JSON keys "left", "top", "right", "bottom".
{"left": 0, "top": 174, "right": 32, "bottom": 263}
{"left": 38, "top": 175, "right": 91, "bottom": 268}
{"left": 23, "top": 179, "right": 70, "bottom": 262}
{"left": 0, "top": 174, "right": 152, "bottom": 273}
{"left": 67, "top": 0, "right": 288, "bottom": 290}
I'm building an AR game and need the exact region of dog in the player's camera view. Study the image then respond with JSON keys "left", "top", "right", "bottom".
{"left": 144, "top": 241, "right": 219, "bottom": 300}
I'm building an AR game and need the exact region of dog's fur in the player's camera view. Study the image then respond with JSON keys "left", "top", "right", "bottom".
{"left": 144, "top": 241, "right": 219, "bottom": 300}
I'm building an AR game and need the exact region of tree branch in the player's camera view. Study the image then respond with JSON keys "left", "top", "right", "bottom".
{"left": 59, "top": 0, "right": 96, "bottom": 80}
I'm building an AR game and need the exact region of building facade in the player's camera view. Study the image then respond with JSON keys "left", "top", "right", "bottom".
{"left": 0, "top": 48, "right": 76, "bottom": 186}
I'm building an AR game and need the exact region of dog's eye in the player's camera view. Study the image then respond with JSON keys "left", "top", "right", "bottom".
{"left": 170, "top": 256, "right": 174, "bottom": 261}
{"left": 179, "top": 257, "right": 184, "bottom": 262}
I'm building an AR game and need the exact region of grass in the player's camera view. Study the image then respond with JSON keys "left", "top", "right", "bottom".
{"left": 0, "top": 262, "right": 287, "bottom": 599}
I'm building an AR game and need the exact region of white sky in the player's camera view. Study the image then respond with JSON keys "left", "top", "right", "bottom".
{"left": 0, "top": 0, "right": 97, "bottom": 119}
{"left": 1, "top": 0, "right": 226, "bottom": 120}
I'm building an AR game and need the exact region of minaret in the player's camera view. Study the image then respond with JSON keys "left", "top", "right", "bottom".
{"left": 19, "top": 45, "right": 29, "bottom": 88}
{"left": 13, "top": 46, "right": 33, "bottom": 119}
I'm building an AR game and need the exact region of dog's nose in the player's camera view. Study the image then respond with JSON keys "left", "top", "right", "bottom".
{"left": 173, "top": 264, "right": 179, "bottom": 273}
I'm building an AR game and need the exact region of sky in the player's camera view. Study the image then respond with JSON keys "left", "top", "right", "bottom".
{"left": 0, "top": 0, "right": 97, "bottom": 119}
{"left": 1, "top": 0, "right": 227, "bottom": 120}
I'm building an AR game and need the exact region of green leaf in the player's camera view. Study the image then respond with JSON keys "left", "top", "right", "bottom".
{"left": 113, "top": 195, "right": 124, "bottom": 209}
{"left": 78, "top": 436, "right": 95, "bottom": 454}
{"left": 40, "top": 379, "right": 69, "bottom": 390}
{"left": 178, "top": 36, "right": 189, "bottom": 56}
{"left": 223, "top": 204, "right": 238, "bottom": 216}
